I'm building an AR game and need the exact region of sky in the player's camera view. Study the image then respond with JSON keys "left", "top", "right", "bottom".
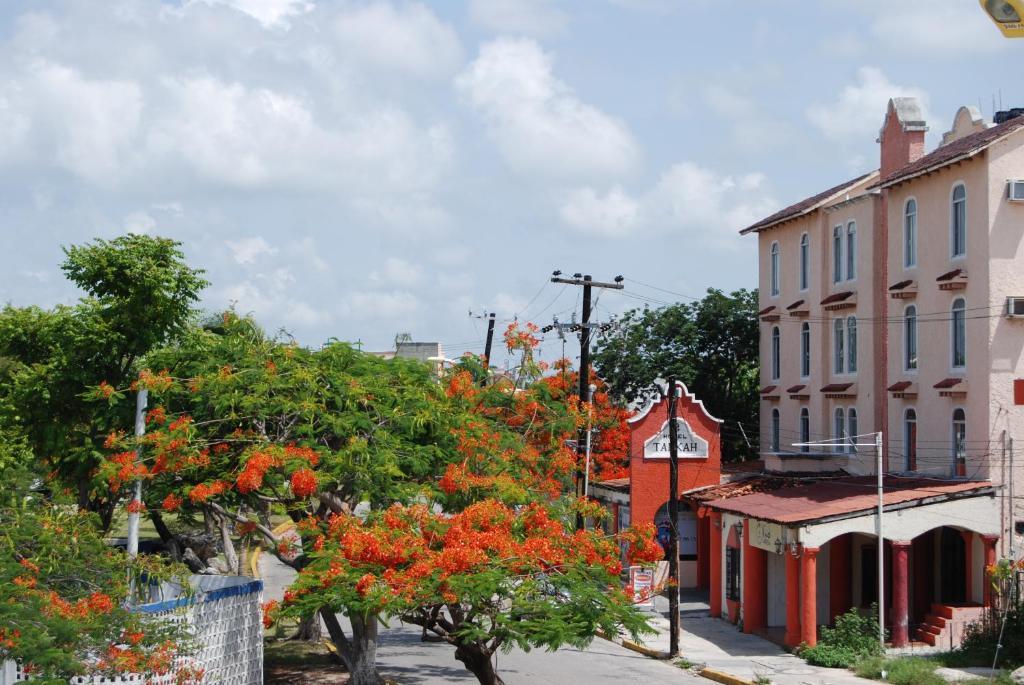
{"left": 0, "top": 0, "right": 1022, "bottom": 363}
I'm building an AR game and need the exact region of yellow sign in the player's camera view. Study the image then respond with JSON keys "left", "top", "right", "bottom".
{"left": 980, "top": 0, "right": 1024, "bottom": 37}
{"left": 749, "top": 519, "right": 785, "bottom": 554}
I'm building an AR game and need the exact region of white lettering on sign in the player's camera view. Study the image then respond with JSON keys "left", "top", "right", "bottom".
{"left": 749, "top": 519, "right": 785, "bottom": 554}
{"left": 643, "top": 418, "right": 709, "bottom": 459}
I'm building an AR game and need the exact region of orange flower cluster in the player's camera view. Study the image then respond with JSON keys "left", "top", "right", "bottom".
{"left": 503, "top": 322, "right": 540, "bottom": 353}
{"left": 0, "top": 628, "right": 20, "bottom": 649}
{"left": 107, "top": 451, "right": 147, "bottom": 493}
{"left": 262, "top": 600, "right": 279, "bottom": 628}
{"left": 125, "top": 499, "right": 146, "bottom": 514}
{"left": 45, "top": 591, "right": 115, "bottom": 620}
{"left": 162, "top": 493, "right": 183, "bottom": 512}
{"left": 188, "top": 480, "right": 230, "bottom": 503}
{"left": 134, "top": 369, "right": 173, "bottom": 393}
{"left": 146, "top": 407, "right": 167, "bottom": 425}
{"left": 290, "top": 468, "right": 318, "bottom": 498}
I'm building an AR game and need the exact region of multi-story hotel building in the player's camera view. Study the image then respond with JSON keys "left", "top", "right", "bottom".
{"left": 696, "top": 100, "right": 1024, "bottom": 650}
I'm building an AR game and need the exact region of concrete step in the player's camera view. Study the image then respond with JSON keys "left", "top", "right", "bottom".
{"left": 920, "top": 624, "right": 942, "bottom": 636}
{"left": 923, "top": 614, "right": 947, "bottom": 629}
{"left": 916, "top": 631, "right": 937, "bottom": 646}
{"left": 931, "top": 604, "right": 955, "bottom": 619}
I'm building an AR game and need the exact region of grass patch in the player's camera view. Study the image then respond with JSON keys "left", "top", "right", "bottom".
{"left": 673, "top": 657, "right": 694, "bottom": 669}
{"left": 855, "top": 655, "right": 1016, "bottom": 685}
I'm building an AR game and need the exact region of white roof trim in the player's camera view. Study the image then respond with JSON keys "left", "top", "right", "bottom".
{"left": 627, "top": 379, "right": 723, "bottom": 425}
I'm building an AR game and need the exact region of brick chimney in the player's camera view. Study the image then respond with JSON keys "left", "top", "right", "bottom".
{"left": 878, "top": 97, "right": 928, "bottom": 178}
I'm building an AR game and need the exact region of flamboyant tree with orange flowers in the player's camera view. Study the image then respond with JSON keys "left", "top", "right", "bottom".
{"left": 94, "top": 315, "right": 652, "bottom": 685}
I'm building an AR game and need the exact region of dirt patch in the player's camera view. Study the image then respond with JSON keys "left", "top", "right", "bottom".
{"left": 265, "top": 639, "right": 349, "bottom": 684}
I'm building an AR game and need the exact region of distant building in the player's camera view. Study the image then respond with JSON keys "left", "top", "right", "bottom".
{"left": 706, "top": 100, "right": 1024, "bottom": 649}
{"left": 369, "top": 337, "right": 447, "bottom": 376}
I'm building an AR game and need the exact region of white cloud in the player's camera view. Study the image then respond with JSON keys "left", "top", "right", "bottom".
{"left": 191, "top": 0, "right": 313, "bottom": 28}
{"left": 806, "top": 67, "right": 929, "bottom": 143}
{"left": 124, "top": 211, "right": 157, "bottom": 234}
{"left": 560, "top": 186, "right": 639, "bottom": 237}
{"left": 468, "top": 0, "right": 568, "bottom": 37}
{"left": 224, "top": 236, "right": 278, "bottom": 264}
{"left": 560, "top": 161, "right": 775, "bottom": 244}
{"left": 492, "top": 292, "right": 528, "bottom": 319}
{"left": 456, "top": 38, "right": 639, "bottom": 180}
{"left": 369, "top": 257, "right": 423, "bottom": 287}
{"left": 341, "top": 290, "right": 420, "bottom": 320}
{"left": 334, "top": 3, "right": 463, "bottom": 79}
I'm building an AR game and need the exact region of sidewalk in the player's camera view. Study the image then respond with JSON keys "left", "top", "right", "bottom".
{"left": 615, "top": 594, "right": 876, "bottom": 685}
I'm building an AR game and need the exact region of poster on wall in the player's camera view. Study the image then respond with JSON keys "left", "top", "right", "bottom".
{"left": 629, "top": 566, "right": 655, "bottom": 609}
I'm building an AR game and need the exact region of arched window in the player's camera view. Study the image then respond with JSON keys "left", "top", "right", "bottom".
{"left": 771, "top": 326, "right": 781, "bottom": 380}
{"left": 951, "top": 184, "right": 967, "bottom": 258}
{"left": 846, "top": 221, "right": 857, "bottom": 280}
{"left": 799, "top": 233, "right": 809, "bottom": 291}
{"left": 952, "top": 298, "right": 966, "bottom": 368}
{"left": 904, "top": 408, "right": 917, "bottom": 471}
{"left": 800, "top": 322, "right": 811, "bottom": 378}
{"left": 799, "top": 407, "right": 809, "bottom": 453}
{"left": 834, "top": 407, "right": 845, "bottom": 450}
{"left": 847, "top": 407, "right": 858, "bottom": 454}
{"left": 952, "top": 408, "right": 966, "bottom": 476}
{"left": 771, "top": 408, "right": 780, "bottom": 452}
{"left": 833, "top": 225, "right": 843, "bottom": 283}
{"left": 770, "top": 241, "right": 780, "bottom": 296}
{"left": 904, "top": 198, "right": 917, "bottom": 268}
{"left": 833, "top": 318, "right": 845, "bottom": 374}
{"left": 904, "top": 305, "right": 918, "bottom": 371}
{"left": 846, "top": 316, "right": 857, "bottom": 373}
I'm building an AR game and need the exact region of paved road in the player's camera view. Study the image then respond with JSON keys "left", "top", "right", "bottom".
{"left": 374, "top": 621, "right": 704, "bottom": 685}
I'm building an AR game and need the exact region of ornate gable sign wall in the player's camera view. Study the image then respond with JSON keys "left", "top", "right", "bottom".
{"left": 643, "top": 418, "right": 709, "bottom": 459}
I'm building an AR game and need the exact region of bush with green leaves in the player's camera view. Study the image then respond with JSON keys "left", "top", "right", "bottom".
{"left": 854, "top": 656, "right": 946, "bottom": 685}
{"left": 800, "top": 605, "right": 884, "bottom": 669}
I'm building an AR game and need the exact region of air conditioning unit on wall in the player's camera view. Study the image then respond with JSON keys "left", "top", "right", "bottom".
{"left": 1009, "top": 180, "right": 1024, "bottom": 202}
{"left": 1007, "top": 297, "right": 1024, "bottom": 318}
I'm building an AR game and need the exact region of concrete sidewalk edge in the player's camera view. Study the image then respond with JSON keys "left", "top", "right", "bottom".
{"left": 594, "top": 629, "right": 758, "bottom": 685}
{"left": 698, "top": 667, "right": 756, "bottom": 685}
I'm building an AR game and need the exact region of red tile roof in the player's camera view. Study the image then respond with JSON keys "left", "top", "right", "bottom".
{"left": 758, "top": 305, "right": 777, "bottom": 316}
{"left": 786, "top": 384, "right": 807, "bottom": 394}
{"left": 874, "top": 117, "right": 1024, "bottom": 190}
{"left": 740, "top": 172, "right": 875, "bottom": 235}
{"left": 786, "top": 299, "right": 805, "bottom": 311}
{"left": 820, "top": 382, "right": 854, "bottom": 393}
{"left": 934, "top": 377, "right": 966, "bottom": 389}
{"left": 593, "top": 478, "right": 630, "bottom": 493}
{"left": 821, "top": 291, "right": 854, "bottom": 305}
{"left": 889, "top": 279, "right": 914, "bottom": 291}
{"left": 936, "top": 268, "right": 966, "bottom": 282}
{"left": 759, "top": 385, "right": 778, "bottom": 395}
{"left": 887, "top": 380, "right": 913, "bottom": 392}
{"left": 705, "top": 476, "right": 992, "bottom": 524}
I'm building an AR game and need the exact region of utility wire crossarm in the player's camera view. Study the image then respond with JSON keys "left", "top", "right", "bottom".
{"left": 791, "top": 431, "right": 886, "bottom": 647}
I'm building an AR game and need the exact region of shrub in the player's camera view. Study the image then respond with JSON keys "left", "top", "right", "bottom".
{"left": 800, "top": 605, "right": 884, "bottom": 669}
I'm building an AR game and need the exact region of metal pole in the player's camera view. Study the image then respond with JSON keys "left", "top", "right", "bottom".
{"left": 876, "top": 430, "right": 885, "bottom": 647}
{"left": 583, "top": 384, "right": 595, "bottom": 507}
{"left": 1010, "top": 436, "right": 1016, "bottom": 559}
{"left": 127, "top": 388, "right": 148, "bottom": 559}
{"left": 667, "top": 377, "right": 680, "bottom": 658}
{"left": 575, "top": 276, "right": 593, "bottom": 531}
{"left": 481, "top": 313, "right": 496, "bottom": 384}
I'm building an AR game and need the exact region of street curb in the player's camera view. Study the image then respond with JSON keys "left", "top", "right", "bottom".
{"left": 698, "top": 667, "right": 756, "bottom": 685}
{"left": 594, "top": 629, "right": 670, "bottom": 659}
{"left": 250, "top": 520, "right": 296, "bottom": 579}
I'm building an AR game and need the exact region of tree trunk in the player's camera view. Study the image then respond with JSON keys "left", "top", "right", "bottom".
{"left": 291, "top": 612, "right": 322, "bottom": 641}
{"left": 217, "top": 513, "right": 239, "bottom": 574}
{"left": 455, "top": 642, "right": 503, "bottom": 685}
{"left": 319, "top": 609, "right": 383, "bottom": 685}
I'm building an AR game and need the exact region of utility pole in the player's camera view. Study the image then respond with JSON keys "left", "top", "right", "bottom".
{"left": 1010, "top": 436, "right": 1016, "bottom": 559}
{"left": 550, "top": 272, "right": 624, "bottom": 529}
{"left": 127, "top": 388, "right": 148, "bottom": 559}
{"left": 667, "top": 377, "right": 681, "bottom": 658}
{"left": 875, "top": 431, "right": 885, "bottom": 648}
{"left": 482, "top": 312, "right": 496, "bottom": 380}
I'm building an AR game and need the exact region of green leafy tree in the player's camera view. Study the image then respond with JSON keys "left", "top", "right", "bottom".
{"left": 592, "top": 288, "right": 759, "bottom": 460}
{"left": 0, "top": 235, "right": 207, "bottom": 519}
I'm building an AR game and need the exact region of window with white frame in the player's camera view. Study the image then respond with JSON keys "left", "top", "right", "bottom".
{"left": 770, "top": 241, "right": 780, "bottom": 296}
{"left": 799, "top": 407, "right": 809, "bottom": 453}
{"left": 904, "top": 198, "right": 917, "bottom": 268}
{"left": 952, "top": 184, "right": 966, "bottom": 258}
{"left": 904, "top": 305, "right": 918, "bottom": 371}
{"left": 799, "top": 233, "right": 809, "bottom": 291}
{"left": 846, "top": 316, "right": 857, "bottom": 373}
{"left": 847, "top": 407, "right": 858, "bottom": 454}
{"left": 833, "top": 318, "right": 845, "bottom": 374}
{"left": 833, "top": 225, "right": 843, "bottom": 283}
{"left": 771, "top": 408, "right": 780, "bottom": 452}
{"left": 846, "top": 221, "right": 857, "bottom": 280}
{"left": 834, "top": 407, "right": 845, "bottom": 450}
{"left": 771, "top": 326, "right": 781, "bottom": 380}
{"left": 904, "top": 408, "right": 917, "bottom": 472}
{"left": 952, "top": 297, "right": 966, "bottom": 369}
{"left": 952, "top": 407, "right": 966, "bottom": 476}
{"left": 800, "top": 322, "right": 810, "bottom": 378}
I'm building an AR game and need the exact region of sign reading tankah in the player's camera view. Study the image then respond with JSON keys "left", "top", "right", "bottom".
{"left": 643, "top": 418, "right": 709, "bottom": 459}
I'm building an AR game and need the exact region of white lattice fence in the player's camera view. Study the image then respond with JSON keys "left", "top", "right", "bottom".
{"left": 1, "top": 575, "right": 263, "bottom": 685}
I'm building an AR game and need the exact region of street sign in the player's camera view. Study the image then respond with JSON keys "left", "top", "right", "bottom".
{"left": 643, "top": 418, "right": 709, "bottom": 459}
{"left": 980, "top": 0, "right": 1024, "bottom": 37}
{"left": 749, "top": 518, "right": 785, "bottom": 554}
{"left": 629, "top": 566, "right": 655, "bottom": 608}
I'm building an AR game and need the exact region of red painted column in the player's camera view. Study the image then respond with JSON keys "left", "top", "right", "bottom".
{"left": 709, "top": 512, "right": 722, "bottom": 617}
{"left": 829, "top": 535, "right": 852, "bottom": 622}
{"left": 743, "top": 519, "right": 766, "bottom": 634}
{"left": 982, "top": 534, "right": 999, "bottom": 607}
{"left": 785, "top": 544, "right": 801, "bottom": 648}
{"left": 891, "top": 540, "right": 912, "bottom": 647}
{"left": 697, "top": 511, "right": 711, "bottom": 590}
{"left": 800, "top": 547, "right": 819, "bottom": 647}
{"left": 960, "top": 531, "right": 974, "bottom": 604}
